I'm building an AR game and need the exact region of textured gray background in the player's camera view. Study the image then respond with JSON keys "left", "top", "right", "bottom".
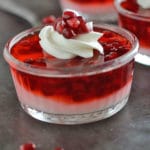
{"left": 0, "top": 0, "right": 150, "bottom": 150}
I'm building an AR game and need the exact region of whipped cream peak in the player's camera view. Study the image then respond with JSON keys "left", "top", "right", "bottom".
{"left": 137, "top": 0, "right": 150, "bottom": 9}
{"left": 39, "top": 25, "right": 104, "bottom": 59}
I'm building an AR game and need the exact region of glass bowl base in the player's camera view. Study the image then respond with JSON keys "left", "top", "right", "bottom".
{"left": 21, "top": 96, "right": 129, "bottom": 125}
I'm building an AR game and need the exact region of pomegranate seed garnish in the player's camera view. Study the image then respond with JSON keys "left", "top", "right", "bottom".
{"left": 77, "top": 16, "right": 89, "bottom": 33}
{"left": 105, "top": 52, "right": 118, "bottom": 61}
{"left": 55, "top": 147, "right": 64, "bottom": 150}
{"left": 66, "top": 17, "right": 80, "bottom": 29}
{"left": 42, "top": 15, "right": 56, "bottom": 25}
{"left": 55, "top": 20, "right": 65, "bottom": 34}
{"left": 20, "top": 143, "right": 36, "bottom": 150}
{"left": 43, "top": 10, "right": 91, "bottom": 38}
{"left": 62, "top": 28, "right": 76, "bottom": 38}
{"left": 62, "top": 10, "right": 77, "bottom": 19}
{"left": 54, "top": 18, "right": 62, "bottom": 29}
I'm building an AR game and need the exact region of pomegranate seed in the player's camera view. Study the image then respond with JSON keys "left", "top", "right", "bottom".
{"left": 62, "top": 11, "right": 77, "bottom": 19}
{"left": 62, "top": 28, "right": 76, "bottom": 38}
{"left": 77, "top": 16, "right": 89, "bottom": 33}
{"left": 20, "top": 143, "right": 36, "bottom": 150}
{"left": 54, "top": 18, "right": 62, "bottom": 29}
{"left": 66, "top": 17, "right": 80, "bottom": 29}
{"left": 105, "top": 52, "right": 118, "bottom": 61}
{"left": 42, "top": 15, "right": 56, "bottom": 25}
{"left": 55, "top": 147, "right": 64, "bottom": 150}
{"left": 55, "top": 20, "right": 65, "bottom": 34}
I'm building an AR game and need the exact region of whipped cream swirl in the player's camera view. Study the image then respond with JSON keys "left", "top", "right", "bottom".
{"left": 137, "top": 0, "right": 150, "bottom": 9}
{"left": 39, "top": 25, "right": 103, "bottom": 59}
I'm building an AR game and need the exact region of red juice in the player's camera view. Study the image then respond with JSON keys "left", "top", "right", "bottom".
{"left": 4, "top": 25, "right": 138, "bottom": 124}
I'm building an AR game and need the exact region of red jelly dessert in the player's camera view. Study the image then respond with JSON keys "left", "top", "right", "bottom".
{"left": 115, "top": 0, "right": 150, "bottom": 65}
{"left": 59, "top": 0, "right": 115, "bottom": 22}
{"left": 3, "top": 11, "right": 138, "bottom": 124}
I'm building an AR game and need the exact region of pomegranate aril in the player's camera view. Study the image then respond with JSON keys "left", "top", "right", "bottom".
{"left": 110, "top": 47, "right": 118, "bottom": 52}
{"left": 42, "top": 15, "right": 56, "bottom": 25}
{"left": 54, "top": 18, "right": 63, "bottom": 29}
{"left": 66, "top": 17, "right": 80, "bottom": 29}
{"left": 55, "top": 20, "right": 65, "bottom": 34}
{"left": 105, "top": 52, "right": 118, "bottom": 61}
{"left": 121, "top": 0, "right": 139, "bottom": 12}
{"left": 62, "top": 28, "right": 76, "bottom": 38}
{"left": 118, "top": 46, "right": 129, "bottom": 56}
{"left": 55, "top": 147, "right": 64, "bottom": 150}
{"left": 77, "top": 16, "right": 89, "bottom": 33}
{"left": 24, "top": 58, "right": 46, "bottom": 67}
{"left": 62, "top": 11, "right": 77, "bottom": 19}
{"left": 20, "top": 143, "right": 36, "bottom": 150}
{"left": 24, "top": 58, "right": 34, "bottom": 64}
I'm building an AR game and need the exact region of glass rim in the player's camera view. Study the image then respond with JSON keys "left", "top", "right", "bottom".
{"left": 114, "top": 0, "right": 150, "bottom": 21}
{"left": 3, "top": 24, "right": 139, "bottom": 77}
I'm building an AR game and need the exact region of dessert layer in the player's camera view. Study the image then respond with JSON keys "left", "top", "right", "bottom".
{"left": 11, "top": 60, "right": 133, "bottom": 104}
{"left": 12, "top": 73, "right": 132, "bottom": 114}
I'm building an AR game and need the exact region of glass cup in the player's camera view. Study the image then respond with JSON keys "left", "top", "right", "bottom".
{"left": 3, "top": 24, "right": 138, "bottom": 124}
{"left": 59, "top": 0, "right": 117, "bottom": 23}
{"left": 115, "top": 0, "right": 150, "bottom": 66}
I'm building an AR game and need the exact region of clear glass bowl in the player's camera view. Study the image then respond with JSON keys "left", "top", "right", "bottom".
{"left": 3, "top": 24, "right": 138, "bottom": 124}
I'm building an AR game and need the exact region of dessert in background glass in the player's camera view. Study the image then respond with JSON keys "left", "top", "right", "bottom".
{"left": 115, "top": 0, "right": 150, "bottom": 66}
{"left": 3, "top": 10, "right": 138, "bottom": 124}
{"left": 59, "top": 0, "right": 116, "bottom": 23}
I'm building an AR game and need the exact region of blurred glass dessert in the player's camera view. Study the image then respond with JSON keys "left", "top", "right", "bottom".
{"left": 115, "top": 0, "right": 150, "bottom": 66}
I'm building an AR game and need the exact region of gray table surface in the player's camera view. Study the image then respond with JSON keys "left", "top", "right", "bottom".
{"left": 0, "top": 0, "right": 150, "bottom": 150}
